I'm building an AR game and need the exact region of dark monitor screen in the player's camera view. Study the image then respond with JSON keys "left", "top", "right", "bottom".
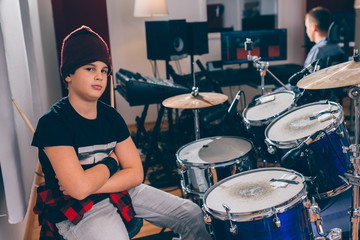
{"left": 221, "top": 29, "right": 287, "bottom": 65}
{"left": 242, "top": 15, "right": 276, "bottom": 31}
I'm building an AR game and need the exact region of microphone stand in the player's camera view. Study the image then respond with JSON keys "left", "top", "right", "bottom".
{"left": 244, "top": 38, "right": 290, "bottom": 95}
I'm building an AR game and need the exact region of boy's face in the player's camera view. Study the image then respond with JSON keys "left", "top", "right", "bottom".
{"left": 65, "top": 61, "right": 109, "bottom": 102}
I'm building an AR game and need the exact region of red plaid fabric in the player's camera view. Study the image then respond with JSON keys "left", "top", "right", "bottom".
{"left": 34, "top": 185, "right": 135, "bottom": 240}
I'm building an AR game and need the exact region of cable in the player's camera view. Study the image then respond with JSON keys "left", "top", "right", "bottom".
{"left": 319, "top": 194, "right": 341, "bottom": 212}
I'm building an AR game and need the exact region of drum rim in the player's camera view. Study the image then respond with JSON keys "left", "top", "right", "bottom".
{"left": 242, "top": 91, "right": 296, "bottom": 126}
{"left": 203, "top": 167, "right": 307, "bottom": 222}
{"left": 264, "top": 100, "right": 344, "bottom": 149}
{"left": 176, "top": 136, "right": 254, "bottom": 167}
{"left": 310, "top": 183, "right": 351, "bottom": 199}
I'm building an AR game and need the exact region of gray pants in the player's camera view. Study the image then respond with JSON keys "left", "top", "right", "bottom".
{"left": 56, "top": 184, "right": 212, "bottom": 240}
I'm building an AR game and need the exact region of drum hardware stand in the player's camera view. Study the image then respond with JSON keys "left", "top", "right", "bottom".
{"left": 315, "top": 229, "right": 343, "bottom": 240}
{"left": 342, "top": 84, "right": 360, "bottom": 240}
{"left": 142, "top": 105, "right": 178, "bottom": 187}
{"left": 203, "top": 207, "right": 216, "bottom": 238}
{"left": 134, "top": 104, "right": 149, "bottom": 147}
{"left": 305, "top": 197, "right": 325, "bottom": 236}
{"left": 180, "top": 64, "right": 202, "bottom": 203}
{"left": 270, "top": 207, "right": 281, "bottom": 228}
{"left": 222, "top": 203, "right": 238, "bottom": 235}
{"left": 303, "top": 197, "right": 343, "bottom": 239}
{"left": 191, "top": 60, "right": 201, "bottom": 140}
{"left": 244, "top": 38, "right": 290, "bottom": 95}
{"left": 344, "top": 85, "right": 360, "bottom": 239}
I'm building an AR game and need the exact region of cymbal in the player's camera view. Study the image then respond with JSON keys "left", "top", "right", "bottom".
{"left": 162, "top": 92, "right": 228, "bottom": 109}
{"left": 297, "top": 60, "right": 360, "bottom": 89}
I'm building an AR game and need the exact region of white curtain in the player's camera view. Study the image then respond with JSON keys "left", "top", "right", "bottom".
{"left": 0, "top": 24, "right": 29, "bottom": 224}
{"left": 0, "top": 0, "right": 57, "bottom": 225}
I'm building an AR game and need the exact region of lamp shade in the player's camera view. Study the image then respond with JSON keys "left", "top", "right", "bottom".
{"left": 355, "top": 0, "right": 360, "bottom": 9}
{"left": 134, "top": 0, "right": 169, "bottom": 17}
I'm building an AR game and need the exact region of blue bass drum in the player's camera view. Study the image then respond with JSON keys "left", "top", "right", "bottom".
{"left": 203, "top": 168, "right": 313, "bottom": 240}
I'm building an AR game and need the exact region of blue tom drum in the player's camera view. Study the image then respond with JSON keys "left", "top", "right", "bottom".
{"left": 265, "top": 101, "right": 352, "bottom": 200}
{"left": 243, "top": 91, "right": 296, "bottom": 161}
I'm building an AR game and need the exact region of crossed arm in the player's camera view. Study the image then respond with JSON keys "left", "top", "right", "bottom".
{"left": 44, "top": 136, "right": 144, "bottom": 200}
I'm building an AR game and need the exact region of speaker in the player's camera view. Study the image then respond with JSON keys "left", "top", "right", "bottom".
{"left": 145, "top": 20, "right": 188, "bottom": 61}
{"left": 187, "top": 22, "right": 209, "bottom": 55}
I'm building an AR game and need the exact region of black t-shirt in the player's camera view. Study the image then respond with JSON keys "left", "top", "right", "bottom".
{"left": 32, "top": 96, "right": 130, "bottom": 193}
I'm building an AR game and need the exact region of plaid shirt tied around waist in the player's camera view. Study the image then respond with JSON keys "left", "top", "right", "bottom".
{"left": 34, "top": 185, "right": 135, "bottom": 239}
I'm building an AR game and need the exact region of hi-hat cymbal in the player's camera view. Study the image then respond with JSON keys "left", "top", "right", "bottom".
{"left": 162, "top": 92, "right": 228, "bottom": 109}
{"left": 297, "top": 60, "right": 360, "bottom": 89}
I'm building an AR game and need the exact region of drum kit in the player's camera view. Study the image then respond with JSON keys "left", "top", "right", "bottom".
{"left": 160, "top": 49, "right": 360, "bottom": 239}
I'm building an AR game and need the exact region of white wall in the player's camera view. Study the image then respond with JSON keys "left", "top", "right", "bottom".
{"left": 206, "top": 0, "right": 242, "bottom": 30}
{"left": 278, "top": 0, "right": 306, "bottom": 66}
{"left": 356, "top": 9, "right": 360, "bottom": 48}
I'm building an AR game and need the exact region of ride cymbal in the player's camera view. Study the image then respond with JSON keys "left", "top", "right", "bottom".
{"left": 297, "top": 60, "right": 360, "bottom": 89}
{"left": 162, "top": 92, "right": 228, "bottom": 109}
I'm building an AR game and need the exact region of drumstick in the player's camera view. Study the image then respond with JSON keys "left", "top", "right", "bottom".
{"left": 211, "top": 169, "right": 218, "bottom": 183}
{"left": 110, "top": 75, "right": 114, "bottom": 108}
{"left": 11, "top": 97, "right": 35, "bottom": 134}
{"left": 11, "top": 97, "right": 42, "bottom": 239}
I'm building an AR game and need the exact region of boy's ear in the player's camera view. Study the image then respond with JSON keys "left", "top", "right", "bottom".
{"left": 65, "top": 76, "right": 71, "bottom": 83}
{"left": 312, "top": 23, "right": 318, "bottom": 32}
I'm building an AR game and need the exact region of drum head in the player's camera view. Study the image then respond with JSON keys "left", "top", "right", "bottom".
{"left": 244, "top": 91, "right": 295, "bottom": 122}
{"left": 266, "top": 101, "right": 342, "bottom": 143}
{"left": 177, "top": 136, "right": 253, "bottom": 166}
{"left": 204, "top": 168, "right": 305, "bottom": 214}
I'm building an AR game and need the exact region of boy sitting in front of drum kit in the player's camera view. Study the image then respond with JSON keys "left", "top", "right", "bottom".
{"left": 31, "top": 25, "right": 212, "bottom": 240}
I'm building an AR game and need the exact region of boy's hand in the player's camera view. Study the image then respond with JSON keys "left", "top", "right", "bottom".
{"left": 56, "top": 175, "right": 70, "bottom": 196}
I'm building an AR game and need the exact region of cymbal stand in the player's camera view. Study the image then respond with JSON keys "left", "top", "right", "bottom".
{"left": 191, "top": 59, "right": 201, "bottom": 140}
{"left": 343, "top": 86, "right": 360, "bottom": 240}
{"left": 244, "top": 38, "right": 290, "bottom": 95}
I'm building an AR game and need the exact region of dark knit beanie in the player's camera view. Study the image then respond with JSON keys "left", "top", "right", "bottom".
{"left": 60, "top": 25, "right": 111, "bottom": 80}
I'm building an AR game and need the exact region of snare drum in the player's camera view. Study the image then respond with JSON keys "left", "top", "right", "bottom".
{"left": 176, "top": 136, "right": 256, "bottom": 196}
{"left": 243, "top": 91, "right": 296, "bottom": 160}
{"left": 203, "top": 168, "right": 313, "bottom": 240}
{"left": 265, "top": 101, "right": 352, "bottom": 199}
